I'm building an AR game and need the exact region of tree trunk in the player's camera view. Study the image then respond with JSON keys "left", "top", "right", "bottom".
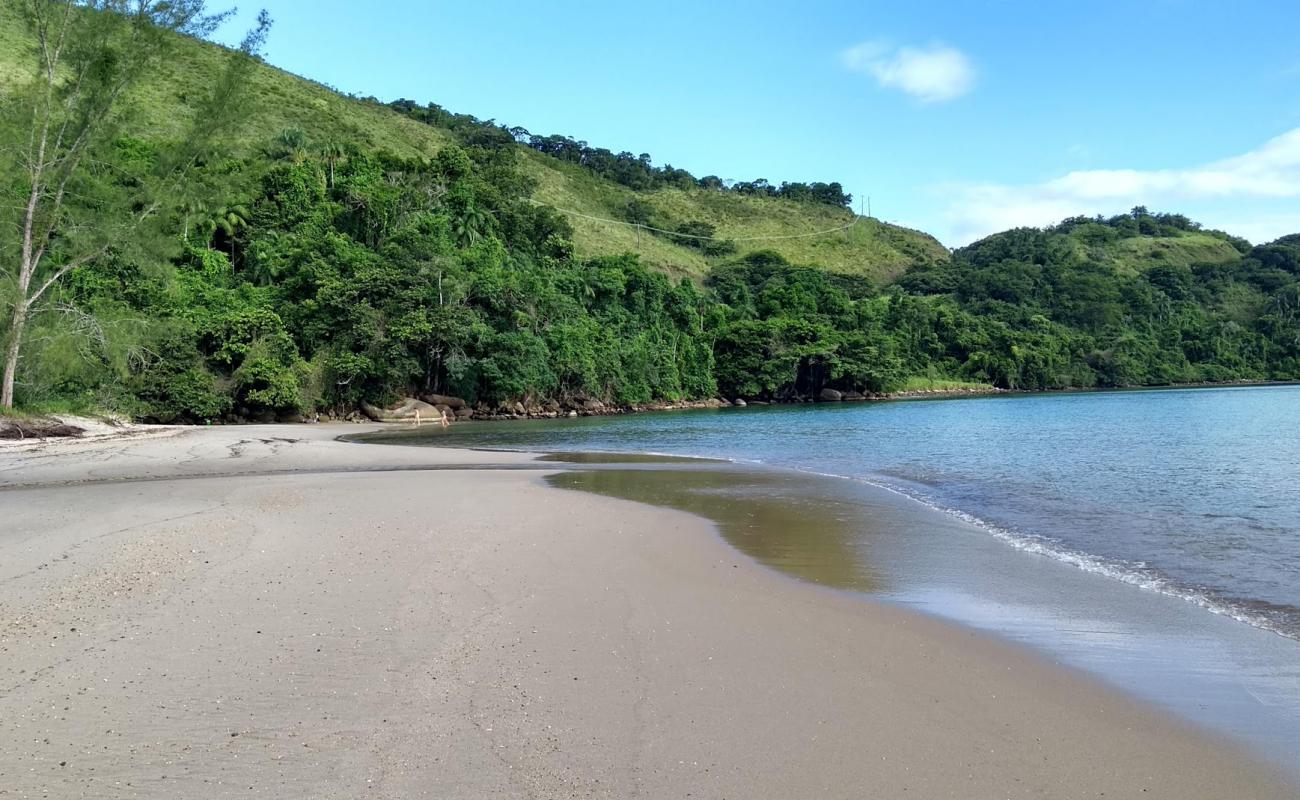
{"left": 1, "top": 301, "right": 28, "bottom": 409}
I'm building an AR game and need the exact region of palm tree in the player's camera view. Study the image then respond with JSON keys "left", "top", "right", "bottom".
{"left": 179, "top": 197, "right": 212, "bottom": 245}
{"left": 321, "top": 140, "right": 346, "bottom": 188}
{"left": 273, "top": 128, "right": 309, "bottom": 163}
{"left": 209, "top": 205, "right": 251, "bottom": 259}
{"left": 182, "top": 203, "right": 251, "bottom": 257}
{"left": 451, "top": 204, "right": 492, "bottom": 249}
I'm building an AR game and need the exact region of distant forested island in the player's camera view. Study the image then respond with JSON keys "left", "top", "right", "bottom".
{"left": 2, "top": 3, "right": 1297, "bottom": 422}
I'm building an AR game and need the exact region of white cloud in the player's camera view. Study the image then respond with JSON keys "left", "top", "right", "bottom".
{"left": 841, "top": 41, "right": 976, "bottom": 103}
{"left": 942, "top": 128, "right": 1300, "bottom": 245}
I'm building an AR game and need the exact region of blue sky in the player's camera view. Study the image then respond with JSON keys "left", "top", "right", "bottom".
{"left": 215, "top": 1, "right": 1300, "bottom": 246}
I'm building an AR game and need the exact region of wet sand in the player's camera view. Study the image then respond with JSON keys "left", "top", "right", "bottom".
{"left": 0, "top": 425, "right": 1293, "bottom": 798}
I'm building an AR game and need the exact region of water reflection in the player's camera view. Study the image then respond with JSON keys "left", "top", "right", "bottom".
{"left": 548, "top": 467, "right": 883, "bottom": 593}
{"left": 537, "top": 452, "right": 724, "bottom": 464}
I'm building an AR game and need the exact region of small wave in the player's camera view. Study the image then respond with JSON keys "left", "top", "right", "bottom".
{"left": 782, "top": 464, "right": 1300, "bottom": 642}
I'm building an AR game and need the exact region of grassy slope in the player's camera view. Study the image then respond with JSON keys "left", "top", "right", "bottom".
{"left": 1048, "top": 228, "right": 1245, "bottom": 276}
{"left": 0, "top": 14, "right": 948, "bottom": 283}
{"left": 524, "top": 154, "right": 950, "bottom": 280}
{"left": 1103, "top": 232, "right": 1243, "bottom": 273}
{"left": 0, "top": 17, "right": 453, "bottom": 158}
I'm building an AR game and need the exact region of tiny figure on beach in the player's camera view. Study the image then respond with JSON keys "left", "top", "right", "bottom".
{"left": 411, "top": 406, "right": 450, "bottom": 428}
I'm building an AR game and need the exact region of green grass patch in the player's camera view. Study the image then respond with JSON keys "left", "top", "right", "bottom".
{"left": 524, "top": 152, "right": 949, "bottom": 281}
{"left": 1069, "top": 231, "right": 1244, "bottom": 275}
{"left": 1107, "top": 233, "right": 1241, "bottom": 272}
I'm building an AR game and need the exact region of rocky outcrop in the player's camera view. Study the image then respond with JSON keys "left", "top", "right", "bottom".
{"left": 420, "top": 393, "right": 467, "bottom": 410}
{"left": 884, "top": 386, "right": 1004, "bottom": 400}
{"left": 456, "top": 395, "right": 737, "bottom": 422}
{"left": 360, "top": 398, "right": 440, "bottom": 422}
{"left": 819, "top": 388, "right": 843, "bottom": 402}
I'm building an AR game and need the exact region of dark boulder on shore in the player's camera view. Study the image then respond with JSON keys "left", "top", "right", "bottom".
{"left": 819, "top": 388, "right": 844, "bottom": 402}
{"left": 420, "top": 393, "right": 467, "bottom": 410}
{"left": 361, "top": 398, "right": 439, "bottom": 422}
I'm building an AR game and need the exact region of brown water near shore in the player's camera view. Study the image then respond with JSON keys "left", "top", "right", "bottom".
{"left": 536, "top": 451, "right": 725, "bottom": 464}
{"left": 550, "top": 466, "right": 886, "bottom": 593}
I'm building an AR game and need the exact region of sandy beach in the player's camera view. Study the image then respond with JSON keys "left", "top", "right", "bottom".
{"left": 0, "top": 425, "right": 1293, "bottom": 799}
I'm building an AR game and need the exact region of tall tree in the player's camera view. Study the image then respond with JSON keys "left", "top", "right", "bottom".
{"left": 0, "top": 0, "right": 270, "bottom": 408}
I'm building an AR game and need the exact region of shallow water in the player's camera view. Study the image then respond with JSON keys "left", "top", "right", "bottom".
{"left": 368, "top": 385, "right": 1300, "bottom": 773}
{"left": 548, "top": 467, "right": 883, "bottom": 592}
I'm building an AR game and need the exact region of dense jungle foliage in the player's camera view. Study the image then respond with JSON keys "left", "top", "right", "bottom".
{"left": 4, "top": 9, "right": 1298, "bottom": 421}
{"left": 21, "top": 127, "right": 1300, "bottom": 422}
{"left": 28, "top": 138, "right": 723, "bottom": 420}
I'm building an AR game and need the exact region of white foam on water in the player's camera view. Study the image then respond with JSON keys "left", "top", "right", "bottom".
{"left": 785, "top": 463, "right": 1297, "bottom": 641}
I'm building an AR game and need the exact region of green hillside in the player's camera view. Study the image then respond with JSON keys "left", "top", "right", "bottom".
{"left": 0, "top": 13, "right": 947, "bottom": 282}
{"left": 523, "top": 153, "right": 946, "bottom": 279}
{"left": 1101, "top": 232, "right": 1243, "bottom": 272}
{"left": 3, "top": 6, "right": 1297, "bottom": 423}
{"left": 923, "top": 211, "right": 1254, "bottom": 285}
{"left": 0, "top": 14, "right": 453, "bottom": 157}
{"left": 1054, "top": 223, "right": 1246, "bottom": 275}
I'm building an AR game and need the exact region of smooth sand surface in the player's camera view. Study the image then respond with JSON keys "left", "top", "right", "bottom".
{"left": 0, "top": 426, "right": 1293, "bottom": 798}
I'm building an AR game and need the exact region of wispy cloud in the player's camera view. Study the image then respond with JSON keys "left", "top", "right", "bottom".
{"left": 942, "top": 127, "right": 1300, "bottom": 245}
{"left": 841, "top": 41, "right": 976, "bottom": 103}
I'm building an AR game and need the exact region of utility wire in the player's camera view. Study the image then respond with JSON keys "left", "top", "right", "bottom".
{"left": 526, "top": 198, "right": 866, "bottom": 242}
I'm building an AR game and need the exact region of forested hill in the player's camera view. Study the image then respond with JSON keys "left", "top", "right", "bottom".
{"left": 383, "top": 99, "right": 949, "bottom": 280}
{"left": 896, "top": 212, "right": 1300, "bottom": 388}
{"left": 2, "top": 7, "right": 1297, "bottom": 424}
{"left": 0, "top": 13, "right": 946, "bottom": 282}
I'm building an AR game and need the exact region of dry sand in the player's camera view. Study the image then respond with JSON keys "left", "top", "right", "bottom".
{"left": 0, "top": 425, "right": 1293, "bottom": 798}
